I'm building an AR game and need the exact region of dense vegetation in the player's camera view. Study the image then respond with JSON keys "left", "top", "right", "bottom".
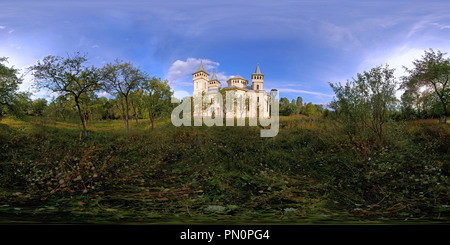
{"left": 0, "top": 49, "right": 449, "bottom": 223}
{"left": 0, "top": 116, "right": 448, "bottom": 223}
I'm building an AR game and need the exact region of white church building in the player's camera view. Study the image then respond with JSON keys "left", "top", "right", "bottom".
{"left": 192, "top": 61, "right": 270, "bottom": 119}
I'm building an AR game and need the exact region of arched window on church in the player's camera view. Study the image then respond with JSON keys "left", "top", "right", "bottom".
{"left": 257, "top": 85, "right": 259, "bottom": 90}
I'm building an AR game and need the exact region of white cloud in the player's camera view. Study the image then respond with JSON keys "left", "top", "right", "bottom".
{"left": 0, "top": 25, "right": 6, "bottom": 29}
{"left": 97, "top": 91, "right": 111, "bottom": 98}
{"left": 172, "top": 90, "right": 190, "bottom": 100}
{"left": 215, "top": 72, "right": 233, "bottom": 83}
{"left": 31, "top": 90, "right": 63, "bottom": 100}
{"left": 432, "top": 22, "right": 450, "bottom": 30}
{"left": 167, "top": 57, "right": 221, "bottom": 85}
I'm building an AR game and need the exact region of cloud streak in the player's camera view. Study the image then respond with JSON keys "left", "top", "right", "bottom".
{"left": 275, "top": 88, "right": 333, "bottom": 98}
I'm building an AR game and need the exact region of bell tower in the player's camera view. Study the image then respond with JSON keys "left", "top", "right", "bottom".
{"left": 208, "top": 69, "right": 221, "bottom": 91}
{"left": 192, "top": 60, "right": 209, "bottom": 96}
{"left": 251, "top": 63, "right": 264, "bottom": 91}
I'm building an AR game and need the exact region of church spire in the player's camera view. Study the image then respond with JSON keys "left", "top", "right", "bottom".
{"left": 251, "top": 62, "right": 264, "bottom": 91}
{"left": 210, "top": 69, "right": 218, "bottom": 81}
{"left": 197, "top": 60, "right": 206, "bottom": 72}
{"left": 254, "top": 62, "right": 262, "bottom": 74}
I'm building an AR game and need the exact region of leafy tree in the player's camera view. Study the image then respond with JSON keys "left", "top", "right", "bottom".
{"left": 314, "top": 104, "right": 324, "bottom": 115}
{"left": 31, "top": 98, "right": 48, "bottom": 116}
{"left": 403, "top": 49, "right": 450, "bottom": 123}
{"left": 400, "top": 89, "right": 418, "bottom": 120}
{"left": 0, "top": 57, "right": 27, "bottom": 120}
{"left": 421, "top": 89, "right": 449, "bottom": 119}
{"left": 30, "top": 53, "right": 103, "bottom": 137}
{"left": 304, "top": 102, "right": 316, "bottom": 116}
{"left": 141, "top": 77, "right": 172, "bottom": 129}
{"left": 129, "top": 89, "right": 144, "bottom": 124}
{"left": 102, "top": 59, "right": 145, "bottom": 133}
{"left": 48, "top": 96, "right": 75, "bottom": 121}
{"left": 282, "top": 103, "right": 300, "bottom": 116}
{"left": 279, "top": 97, "right": 290, "bottom": 108}
{"left": 279, "top": 97, "right": 291, "bottom": 115}
{"left": 296, "top": 96, "right": 303, "bottom": 113}
{"left": 329, "top": 64, "right": 398, "bottom": 145}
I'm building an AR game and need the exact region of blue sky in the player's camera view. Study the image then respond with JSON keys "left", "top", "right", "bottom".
{"left": 1, "top": 0, "right": 450, "bottom": 104}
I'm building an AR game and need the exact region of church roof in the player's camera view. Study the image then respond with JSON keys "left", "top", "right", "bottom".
{"left": 222, "top": 86, "right": 249, "bottom": 91}
{"left": 197, "top": 60, "right": 205, "bottom": 72}
{"left": 233, "top": 73, "right": 244, "bottom": 79}
{"left": 226, "top": 73, "right": 249, "bottom": 84}
{"left": 210, "top": 69, "right": 219, "bottom": 81}
{"left": 192, "top": 60, "right": 209, "bottom": 75}
{"left": 254, "top": 63, "right": 262, "bottom": 74}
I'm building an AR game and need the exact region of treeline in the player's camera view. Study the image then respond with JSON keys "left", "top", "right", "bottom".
{"left": 0, "top": 52, "right": 173, "bottom": 137}
{"left": 1, "top": 48, "right": 449, "bottom": 139}
{"left": 279, "top": 96, "right": 325, "bottom": 117}
{"left": 329, "top": 48, "right": 449, "bottom": 147}
{"left": 279, "top": 49, "right": 449, "bottom": 123}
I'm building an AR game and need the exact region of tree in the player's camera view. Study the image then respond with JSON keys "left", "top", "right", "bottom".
{"left": 279, "top": 97, "right": 290, "bottom": 115}
{"left": 102, "top": 60, "right": 145, "bottom": 134}
{"left": 129, "top": 89, "right": 144, "bottom": 124}
{"left": 296, "top": 96, "right": 303, "bottom": 113}
{"left": 279, "top": 97, "right": 290, "bottom": 108}
{"left": 304, "top": 102, "right": 316, "bottom": 116}
{"left": 403, "top": 49, "right": 450, "bottom": 124}
{"left": 314, "top": 104, "right": 324, "bottom": 115}
{"left": 30, "top": 53, "right": 103, "bottom": 137}
{"left": 141, "top": 77, "right": 172, "bottom": 129}
{"left": 0, "top": 57, "right": 27, "bottom": 120}
{"left": 31, "top": 98, "right": 48, "bottom": 116}
{"left": 47, "top": 96, "right": 75, "bottom": 121}
{"left": 283, "top": 103, "right": 300, "bottom": 116}
{"left": 421, "top": 89, "right": 449, "bottom": 119}
{"left": 329, "top": 64, "right": 398, "bottom": 145}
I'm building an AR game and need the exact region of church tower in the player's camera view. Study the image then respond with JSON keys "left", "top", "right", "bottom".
{"left": 208, "top": 69, "right": 221, "bottom": 91}
{"left": 192, "top": 60, "right": 209, "bottom": 96}
{"left": 251, "top": 63, "right": 264, "bottom": 91}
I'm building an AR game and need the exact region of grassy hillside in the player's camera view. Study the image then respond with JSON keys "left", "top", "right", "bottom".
{"left": 0, "top": 115, "right": 449, "bottom": 224}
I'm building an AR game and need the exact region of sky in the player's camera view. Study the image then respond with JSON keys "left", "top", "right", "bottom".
{"left": 1, "top": 0, "right": 450, "bottom": 105}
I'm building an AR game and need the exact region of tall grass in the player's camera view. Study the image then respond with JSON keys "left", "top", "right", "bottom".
{"left": 0, "top": 115, "right": 448, "bottom": 222}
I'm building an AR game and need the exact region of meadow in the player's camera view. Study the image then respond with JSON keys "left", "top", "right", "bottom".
{"left": 0, "top": 115, "right": 448, "bottom": 224}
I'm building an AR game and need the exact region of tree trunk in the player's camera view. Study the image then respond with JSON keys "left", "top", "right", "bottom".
{"left": 75, "top": 98, "right": 88, "bottom": 138}
{"left": 149, "top": 112, "right": 154, "bottom": 130}
{"left": 438, "top": 98, "right": 448, "bottom": 124}
{"left": 442, "top": 103, "right": 448, "bottom": 124}
{"left": 432, "top": 82, "right": 448, "bottom": 125}
{"left": 125, "top": 95, "right": 129, "bottom": 134}
{"left": 134, "top": 107, "right": 139, "bottom": 124}
{"left": 130, "top": 99, "right": 139, "bottom": 124}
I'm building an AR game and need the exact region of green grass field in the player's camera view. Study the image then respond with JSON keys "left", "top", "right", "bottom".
{"left": 0, "top": 115, "right": 449, "bottom": 224}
